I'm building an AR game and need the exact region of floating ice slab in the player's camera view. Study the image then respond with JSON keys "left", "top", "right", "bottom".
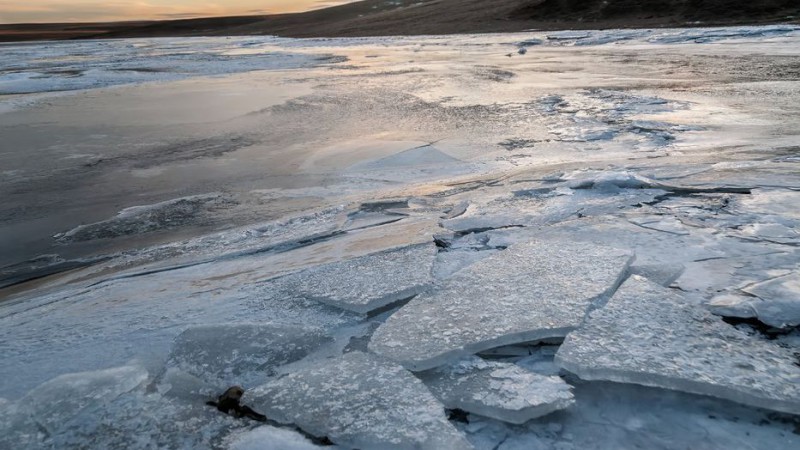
{"left": 282, "top": 243, "right": 436, "bottom": 314}
{"left": 556, "top": 276, "right": 800, "bottom": 415}
{"left": 419, "top": 357, "right": 574, "bottom": 424}
{"left": 248, "top": 351, "right": 472, "bottom": 450}
{"left": 166, "top": 324, "right": 332, "bottom": 386}
{"left": 370, "top": 240, "right": 634, "bottom": 371}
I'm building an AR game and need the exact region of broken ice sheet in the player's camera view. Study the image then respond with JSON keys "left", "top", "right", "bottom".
{"left": 247, "top": 351, "right": 472, "bottom": 450}
{"left": 166, "top": 324, "right": 333, "bottom": 386}
{"left": 556, "top": 276, "right": 800, "bottom": 415}
{"left": 280, "top": 242, "right": 436, "bottom": 314}
{"left": 370, "top": 239, "right": 633, "bottom": 371}
{"left": 419, "top": 357, "right": 574, "bottom": 424}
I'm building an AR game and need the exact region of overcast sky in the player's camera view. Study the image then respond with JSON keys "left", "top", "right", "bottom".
{"left": 0, "top": 1, "right": 360, "bottom": 23}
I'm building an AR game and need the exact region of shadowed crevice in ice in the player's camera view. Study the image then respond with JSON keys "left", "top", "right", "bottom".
{"left": 165, "top": 324, "right": 333, "bottom": 387}
{"left": 247, "top": 352, "right": 473, "bottom": 450}
{"left": 369, "top": 240, "right": 634, "bottom": 371}
{"left": 556, "top": 276, "right": 800, "bottom": 415}
{"left": 278, "top": 242, "right": 437, "bottom": 314}
{"left": 419, "top": 357, "right": 574, "bottom": 424}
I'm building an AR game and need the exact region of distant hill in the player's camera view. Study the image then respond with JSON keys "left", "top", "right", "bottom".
{"left": 1, "top": 0, "right": 798, "bottom": 42}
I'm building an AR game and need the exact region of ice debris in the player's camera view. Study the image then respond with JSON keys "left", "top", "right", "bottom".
{"left": 281, "top": 243, "right": 436, "bottom": 314}
{"left": 629, "top": 263, "right": 685, "bottom": 286}
{"left": 419, "top": 357, "right": 574, "bottom": 424}
{"left": 556, "top": 276, "right": 800, "bottom": 415}
{"left": 370, "top": 240, "right": 634, "bottom": 370}
{"left": 248, "top": 351, "right": 472, "bottom": 450}
{"left": 166, "top": 324, "right": 332, "bottom": 386}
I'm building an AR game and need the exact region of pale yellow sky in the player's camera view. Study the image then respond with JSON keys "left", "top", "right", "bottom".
{"left": 0, "top": 0, "right": 360, "bottom": 23}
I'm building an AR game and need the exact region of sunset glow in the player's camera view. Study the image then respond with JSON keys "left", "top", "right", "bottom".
{"left": 0, "top": 0, "right": 360, "bottom": 23}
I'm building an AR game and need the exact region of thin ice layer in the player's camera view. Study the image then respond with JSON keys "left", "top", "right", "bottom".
{"left": 166, "top": 324, "right": 332, "bottom": 386}
{"left": 742, "top": 272, "right": 800, "bottom": 329}
{"left": 283, "top": 243, "right": 437, "bottom": 314}
{"left": 556, "top": 276, "right": 800, "bottom": 415}
{"left": 247, "top": 352, "right": 472, "bottom": 450}
{"left": 420, "top": 357, "right": 574, "bottom": 424}
{"left": 370, "top": 240, "right": 634, "bottom": 371}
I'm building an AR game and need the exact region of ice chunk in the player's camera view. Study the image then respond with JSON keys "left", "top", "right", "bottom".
{"left": 556, "top": 276, "right": 800, "bottom": 415}
{"left": 2, "top": 365, "right": 148, "bottom": 444}
{"left": 230, "top": 426, "right": 321, "bottom": 450}
{"left": 629, "top": 263, "right": 685, "bottom": 287}
{"left": 247, "top": 352, "right": 472, "bottom": 450}
{"left": 419, "top": 357, "right": 574, "bottom": 424}
{"left": 370, "top": 240, "right": 633, "bottom": 371}
{"left": 742, "top": 272, "right": 800, "bottom": 328}
{"left": 167, "top": 324, "right": 332, "bottom": 386}
{"left": 281, "top": 243, "right": 436, "bottom": 314}
{"left": 707, "top": 293, "right": 758, "bottom": 319}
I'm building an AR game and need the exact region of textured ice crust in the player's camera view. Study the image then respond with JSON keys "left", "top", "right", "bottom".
{"left": 556, "top": 276, "right": 800, "bottom": 415}
{"left": 166, "top": 324, "right": 332, "bottom": 386}
{"left": 370, "top": 240, "right": 634, "bottom": 371}
{"left": 420, "top": 357, "right": 574, "bottom": 424}
{"left": 283, "top": 243, "right": 436, "bottom": 314}
{"left": 248, "top": 352, "right": 472, "bottom": 450}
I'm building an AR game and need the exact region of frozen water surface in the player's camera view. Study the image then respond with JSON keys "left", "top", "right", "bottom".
{"left": 420, "top": 357, "right": 574, "bottom": 424}
{"left": 370, "top": 240, "right": 633, "bottom": 370}
{"left": 280, "top": 242, "right": 436, "bottom": 314}
{"left": 248, "top": 351, "right": 472, "bottom": 450}
{"left": 556, "top": 276, "right": 800, "bottom": 415}
{"left": 166, "top": 324, "right": 333, "bottom": 386}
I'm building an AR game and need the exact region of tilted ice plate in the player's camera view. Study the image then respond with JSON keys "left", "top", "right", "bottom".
{"left": 370, "top": 239, "right": 634, "bottom": 370}
{"left": 556, "top": 276, "right": 800, "bottom": 415}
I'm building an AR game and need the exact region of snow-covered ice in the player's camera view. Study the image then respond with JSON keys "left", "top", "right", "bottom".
{"left": 556, "top": 276, "right": 800, "bottom": 415}
{"left": 419, "top": 357, "right": 574, "bottom": 424}
{"left": 370, "top": 240, "right": 633, "bottom": 370}
{"left": 279, "top": 242, "right": 436, "bottom": 314}
{"left": 166, "top": 324, "right": 333, "bottom": 386}
{"left": 248, "top": 351, "right": 473, "bottom": 450}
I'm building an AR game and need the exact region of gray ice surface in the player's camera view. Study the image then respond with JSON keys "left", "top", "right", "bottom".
{"left": 166, "top": 324, "right": 332, "bottom": 386}
{"left": 556, "top": 276, "right": 800, "bottom": 415}
{"left": 370, "top": 239, "right": 634, "bottom": 370}
{"left": 420, "top": 357, "right": 574, "bottom": 424}
{"left": 282, "top": 242, "right": 436, "bottom": 314}
{"left": 248, "top": 351, "right": 472, "bottom": 450}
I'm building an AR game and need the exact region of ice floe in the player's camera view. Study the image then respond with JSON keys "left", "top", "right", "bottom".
{"left": 370, "top": 239, "right": 633, "bottom": 370}
{"left": 229, "top": 426, "right": 321, "bottom": 450}
{"left": 279, "top": 242, "right": 436, "bottom": 314}
{"left": 166, "top": 324, "right": 333, "bottom": 386}
{"left": 556, "top": 276, "right": 800, "bottom": 415}
{"left": 420, "top": 357, "right": 574, "bottom": 424}
{"left": 248, "top": 351, "right": 472, "bottom": 450}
